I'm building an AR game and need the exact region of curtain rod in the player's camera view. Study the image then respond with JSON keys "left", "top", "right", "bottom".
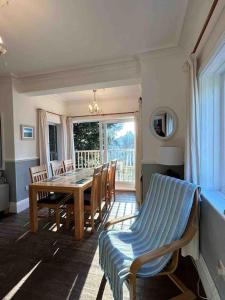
{"left": 70, "top": 111, "right": 139, "bottom": 118}
{"left": 38, "top": 108, "right": 63, "bottom": 117}
{"left": 192, "top": 0, "right": 219, "bottom": 54}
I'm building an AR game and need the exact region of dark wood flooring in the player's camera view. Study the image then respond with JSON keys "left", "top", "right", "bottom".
{"left": 0, "top": 192, "right": 205, "bottom": 300}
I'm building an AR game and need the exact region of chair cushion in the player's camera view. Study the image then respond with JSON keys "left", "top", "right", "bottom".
{"left": 85, "top": 187, "right": 92, "bottom": 194}
{"left": 38, "top": 192, "right": 68, "bottom": 204}
{"left": 84, "top": 192, "right": 91, "bottom": 206}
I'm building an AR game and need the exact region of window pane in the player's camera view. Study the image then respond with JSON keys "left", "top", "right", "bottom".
{"left": 49, "top": 125, "right": 58, "bottom": 161}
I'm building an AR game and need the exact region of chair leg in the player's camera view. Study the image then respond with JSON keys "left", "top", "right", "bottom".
{"left": 99, "top": 205, "right": 102, "bottom": 222}
{"left": 128, "top": 274, "right": 136, "bottom": 300}
{"left": 91, "top": 213, "right": 95, "bottom": 233}
{"left": 168, "top": 274, "right": 196, "bottom": 300}
{"left": 65, "top": 206, "right": 71, "bottom": 229}
{"left": 55, "top": 209, "right": 61, "bottom": 231}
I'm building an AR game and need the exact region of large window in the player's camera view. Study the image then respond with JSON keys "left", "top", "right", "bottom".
{"left": 49, "top": 124, "right": 58, "bottom": 161}
{"left": 199, "top": 52, "right": 225, "bottom": 191}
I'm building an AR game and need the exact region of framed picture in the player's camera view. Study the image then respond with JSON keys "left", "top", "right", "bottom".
{"left": 21, "top": 125, "right": 35, "bottom": 140}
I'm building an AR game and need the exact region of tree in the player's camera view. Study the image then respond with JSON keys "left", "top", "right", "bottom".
{"left": 74, "top": 122, "right": 100, "bottom": 150}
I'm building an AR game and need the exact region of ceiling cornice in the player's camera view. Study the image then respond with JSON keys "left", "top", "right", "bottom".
{"left": 14, "top": 57, "right": 141, "bottom": 94}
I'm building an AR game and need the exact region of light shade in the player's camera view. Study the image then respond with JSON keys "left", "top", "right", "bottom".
{"left": 158, "top": 146, "right": 183, "bottom": 165}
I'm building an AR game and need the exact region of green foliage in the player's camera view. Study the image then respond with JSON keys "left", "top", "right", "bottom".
{"left": 73, "top": 122, "right": 100, "bottom": 150}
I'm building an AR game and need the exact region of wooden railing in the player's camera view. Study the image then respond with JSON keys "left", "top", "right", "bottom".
{"left": 75, "top": 149, "right": 135, "bottom": 182}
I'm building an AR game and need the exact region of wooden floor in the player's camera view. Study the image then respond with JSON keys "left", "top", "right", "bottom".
{"left": 0, "top": 192, "right": 205, "bottom": 300}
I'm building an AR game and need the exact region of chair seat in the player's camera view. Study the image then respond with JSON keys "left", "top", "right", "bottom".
{"left": 85, "top": 187, "right": 92, "bottom": 194}
{"left": 38, "top": 193, "right": 68, "bottom": 204}
{"left": 65, "top": 193, "right": 91, "bottom": 206}
{"left": 84, "top": 192, "right": 91, "bottom": 206}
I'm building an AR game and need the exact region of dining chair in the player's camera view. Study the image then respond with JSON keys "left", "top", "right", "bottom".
{"left": 99, "top": 174, "right": 199, "bottom": 300}
{"left": 29, "top": 165, "right": 70, "bottom": 231}
{"left": 101, "top": 163, "right": 109, "bottom": 213}
{"left": 50, "top": 160, "right": 65, "bottom": 176}
{"left": 65, "top": 166, "right": 102, "bottom": 232}
{"left": 63, "top": 159, "right": 75, "bottom": 172}
{"left": 107, "top": 159, "right": 117, "bottom": 205}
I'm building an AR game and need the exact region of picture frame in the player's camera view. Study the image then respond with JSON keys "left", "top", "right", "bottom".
{"left": 21, "top": 125, "right": 35, "bottom": 140}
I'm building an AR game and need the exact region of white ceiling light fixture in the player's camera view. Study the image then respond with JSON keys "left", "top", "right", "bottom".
{"left": 0, "top": 36, "right": 7, "bottom": 56}
{"left": 88, "top": 89, "right": 101, "bottom": 114}
{"left": 0, "top": 0, "right": 10, "bottom": 7}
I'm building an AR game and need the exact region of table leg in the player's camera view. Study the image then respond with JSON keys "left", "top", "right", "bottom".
{"left": 29, "top": 187, "right": 38, "bottom": 232}
{"left": 74, "top": 189, "right": 84, "bottom": 240}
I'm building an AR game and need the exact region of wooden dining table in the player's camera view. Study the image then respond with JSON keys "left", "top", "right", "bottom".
{"left": 29, "top": 168, "right": 93, "bottom": 240}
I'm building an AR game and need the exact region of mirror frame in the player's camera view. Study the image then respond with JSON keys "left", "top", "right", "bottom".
{"left": 150, "top": 107, "right": 178, "bottom": 140}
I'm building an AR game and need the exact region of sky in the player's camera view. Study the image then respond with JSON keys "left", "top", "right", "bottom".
{"left": 115, "top": 121, "right": 134, "bottom": 138}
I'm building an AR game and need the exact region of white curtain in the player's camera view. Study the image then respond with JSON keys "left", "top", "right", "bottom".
{"left": 185, "top": 55, "right": 201, "bottom": 185}
{"left": 135, "top": 98, "right": 142, "bottom": 206}
{"left": 183, "top": 55, "right": 201, "bottom": 260}
{"left": 60, "top": 115, "right": 68, "bottom": 160}
{"left": 67, "top": 117, "right": 75, "bottom": 162}
{"left": 38, "top": 109, "right": 49, "bottom": 165}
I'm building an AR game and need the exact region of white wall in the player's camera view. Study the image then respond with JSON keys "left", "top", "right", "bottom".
{"left": 66, "top": 96, "right": 139, "bottom": 117}
{"left": 12, "top": 84, "right": 67, "bottom": 160}
{"left": 140, "top": 48, "right": 187, "bottom": 163}
{"left": 0, "top": 77, "right": 15, "bottom": 161}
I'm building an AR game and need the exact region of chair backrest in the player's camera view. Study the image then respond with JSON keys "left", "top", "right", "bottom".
{"left": 63, "top": 159, "right": 75, "bottom": 172}
{"left": 109, "top": 160, "right": 117, "bottom": 192}
{"left": 51, "top": 160, "right": 65, "bottom": 176}
{"left": 90, "top": 170, "right": 102, "bottom": 212}
{"left": 130, "top": 174, "right": 199, "bottom": 272}
{"left": 101, "top": 163, "right": 109, "bottom": 200}
{"left": 29, "top": 165, "right": 49, "bottom": 200}
{"left": 93, "top": 165, "right": 103, "bottom": 175}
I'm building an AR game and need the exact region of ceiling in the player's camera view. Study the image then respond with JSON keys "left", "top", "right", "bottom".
{"left": 0, "top": 0, "right": 189, "bottom": 76}
{"left": 40, "top": 85, "right": 141, "bottom": 103}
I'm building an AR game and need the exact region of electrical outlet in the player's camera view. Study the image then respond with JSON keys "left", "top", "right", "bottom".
{"left": 217, "top": 260, "right": 225, "bottom": 276}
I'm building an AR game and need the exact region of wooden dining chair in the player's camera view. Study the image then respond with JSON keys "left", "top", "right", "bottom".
{"left": 101, "top": 163, "right": 109, "bottom": 213}
{"left": 63, "top": 159, "right": 75, "bottom": 172}
{"left": 107, "top": 160, "right": 117, "bottom": 205}
{"left": 65, "top": 166, "right": 102, "bottom": 232}
{"left": 50, "top": 160, "right": 65, "bottom": 176}
{"left": 29, "top": 165, "right": 69, "bottom": 231}
{"left": 84, "top": 169, "right": 102, "bottom": 232}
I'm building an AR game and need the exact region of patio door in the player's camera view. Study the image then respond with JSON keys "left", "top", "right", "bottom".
{"left": 73, "top": 118, "right": 136, "bottom": 190}
{"left": 101, "top": 118, "right": 135, "bottom": 190}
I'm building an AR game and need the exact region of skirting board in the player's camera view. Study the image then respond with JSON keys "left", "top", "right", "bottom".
{"left": 9, "top": 198, "right": 29, "bottom": 213}
{"left": 196, "top": 255, "right": 221, "bottom": 300}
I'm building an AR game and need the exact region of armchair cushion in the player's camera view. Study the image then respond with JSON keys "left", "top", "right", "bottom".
{"left": 99, "top": 173, "right": 199, "bottom": 300}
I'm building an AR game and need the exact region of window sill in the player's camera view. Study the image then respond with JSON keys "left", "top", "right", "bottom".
{"left": 201, "top": 189, "right": 225, "bottom": 219}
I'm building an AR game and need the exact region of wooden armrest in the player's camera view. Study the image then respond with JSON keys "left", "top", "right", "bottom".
{"left": 130, "top": 190, "right": 199, "bottom": 274}
{"left": 104, "top": 215, "right": 138, "bottom": 230}
{"left": 130, "top": 226, "right": 197, "bottom": 274}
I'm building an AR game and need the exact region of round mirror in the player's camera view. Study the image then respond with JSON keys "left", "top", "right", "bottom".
{"left": 150, "top": 107, "right": 177, "bottom": 140}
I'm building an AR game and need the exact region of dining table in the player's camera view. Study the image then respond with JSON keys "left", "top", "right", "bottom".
{"left": 29, "top": 168, "right": 93, "bottom": 240}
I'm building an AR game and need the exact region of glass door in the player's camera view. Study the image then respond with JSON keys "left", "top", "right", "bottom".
{"left": 103, "top": 119, "right": 135, "bottom": 189}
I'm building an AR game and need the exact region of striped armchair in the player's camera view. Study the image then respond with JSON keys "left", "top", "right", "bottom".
{"left": 99, "top": 173, "right": 199, "bottom": 300}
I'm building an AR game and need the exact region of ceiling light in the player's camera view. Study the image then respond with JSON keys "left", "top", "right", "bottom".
{"left": 0, "top": 36, "right": 7, "bottom": 56}
{"left": 88, "top": 90, "right": 101, "bottom": 114}
{"left": 0, "top": 0, "right": 10, "bottom": 7}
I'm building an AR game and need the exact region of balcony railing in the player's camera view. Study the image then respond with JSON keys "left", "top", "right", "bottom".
{"left": 75, "top": 149, "right": 135, "bottom": 182}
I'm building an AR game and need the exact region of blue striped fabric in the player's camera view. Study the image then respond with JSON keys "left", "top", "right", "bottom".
{"left": 99, "top": 174, "right": 199, "bottom": 300}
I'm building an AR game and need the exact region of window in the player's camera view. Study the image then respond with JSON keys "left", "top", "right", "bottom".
{"left": 199, "top": 44, "right": 225, "bottom": 192}
{"left": 49, "top": 124, "right": 58, "bottom": 161}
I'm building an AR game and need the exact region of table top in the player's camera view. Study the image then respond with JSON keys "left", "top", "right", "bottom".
{"left": 29, "top": 168, "right": 94, "bottom": 191}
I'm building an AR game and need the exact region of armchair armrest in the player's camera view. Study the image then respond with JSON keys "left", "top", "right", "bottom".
{"left": 104, "top": 215, "right": 138, "bottom": 230}
{"left": 130, "top": 224, "right": 197, "bottom": 274}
